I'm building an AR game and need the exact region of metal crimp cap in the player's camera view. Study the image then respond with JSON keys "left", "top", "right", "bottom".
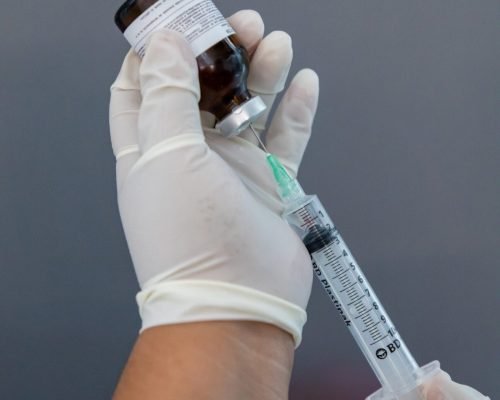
{"left": 215, "top": 97, "right": 267, "bottom": 138}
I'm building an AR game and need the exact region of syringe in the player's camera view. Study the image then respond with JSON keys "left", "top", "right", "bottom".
{"left": 251, "top": 126, "right": 440, "bottom": 399}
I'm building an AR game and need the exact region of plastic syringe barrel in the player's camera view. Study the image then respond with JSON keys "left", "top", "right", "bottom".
{"left": 265, "top": 153, "right": 440, "bottom": 398}
{"left": 283, "top": 194, "right": 418, "bottom": 391}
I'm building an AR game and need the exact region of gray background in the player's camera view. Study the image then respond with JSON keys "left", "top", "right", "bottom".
{"left": 0, "top": 0, "right": 498, "bottom": 399}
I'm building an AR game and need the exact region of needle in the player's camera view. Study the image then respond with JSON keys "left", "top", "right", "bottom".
{"left": 249, "top": 124, "right": 269, "bottom": 153}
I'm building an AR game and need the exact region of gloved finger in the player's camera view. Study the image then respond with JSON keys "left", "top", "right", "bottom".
{"left": 240, "top": 31, "right": 294, "bottom": 145}
{"left": 110, "top": 49, "right": 142, "bottom": 187}
{"left": 424, "top": 371, "right": 490, "bottom": 400}
{"left": 201, "top": 9, "right": 265, "bottom": 129}
{"left": 138, "top": 30, "right": 203, "bottom": 153}
{"left": 227, "top": 9, "right": 265, "bottom": 57}
{"left": 266, "top": 69, "right": 319, "bottom": 177}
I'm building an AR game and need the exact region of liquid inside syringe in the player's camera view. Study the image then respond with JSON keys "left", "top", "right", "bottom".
{"left": 263, "top": 150, "right": 440, "bottom": 400}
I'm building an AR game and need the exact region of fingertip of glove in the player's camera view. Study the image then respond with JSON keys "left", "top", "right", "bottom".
{"left": 288, "top": 69, "right": 320, "bottom": 110}
{"left": 293, "top": 69, "right": 319, "bottom": 91}
{"left": 148, "top": 29, "right": 188, "bottom": 45}
{"left": 139, "top": 29, "right": 200, "bottom": 100}
{"left": 266, "top": 30, "right": 292, "bottom": 47}
{"left": 110, "top": 49, "right": 141, "bottom": 92}
{"left": 249, "top": 31, "right": 293, "bottom": 93}
{"left": 143, "top": 29, "right": 197, "bottom": 69}
{"left": 228, "top": 10, "right": 264, "bottom": 56}
{"left": 230, "top": 9, "right": 265, "bottom": 35}
{"left": 259, "top": 31, "right": 293, "bottom": 63}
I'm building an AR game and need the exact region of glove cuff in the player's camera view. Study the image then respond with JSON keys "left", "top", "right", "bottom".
{"left": 136, "top": 280, "right": 307, "bottom": 348}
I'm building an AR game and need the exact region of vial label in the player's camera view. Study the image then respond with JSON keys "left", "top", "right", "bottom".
{"left": 124, "top": 0, "right": 235, "bottom": 58}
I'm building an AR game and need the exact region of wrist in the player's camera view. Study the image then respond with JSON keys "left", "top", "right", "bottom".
{"left": 113, "top": 321, "right": 295, "bottom": 400}
{"left": 136, "top": 279, "right": 308, "bottom": 348}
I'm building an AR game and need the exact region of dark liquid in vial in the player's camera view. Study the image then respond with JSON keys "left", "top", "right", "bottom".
{"left": 115, "top": 0, "right": 253, "bottom": 121}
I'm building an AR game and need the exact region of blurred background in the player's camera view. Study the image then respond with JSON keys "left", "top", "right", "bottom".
{"left": 0, "top": 0, "right": 498, "bottom": 398}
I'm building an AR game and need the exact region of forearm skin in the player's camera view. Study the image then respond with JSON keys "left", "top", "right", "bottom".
{"left": 113, "top": 321, "right": 295, "bottom": 400}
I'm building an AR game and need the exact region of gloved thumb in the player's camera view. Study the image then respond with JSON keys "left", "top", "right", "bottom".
{"left": 423, "top": 371, "right": 490, "bottom": 400}
{"left": 138, "top": 30, "right": 203, "bottom": 153}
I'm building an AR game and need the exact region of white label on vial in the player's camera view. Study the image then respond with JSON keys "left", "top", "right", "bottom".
{"left": 124, "top": 0, "right": 235, "bottom": 58}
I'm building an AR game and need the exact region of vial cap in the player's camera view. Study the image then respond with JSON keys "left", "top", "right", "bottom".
{"left": 215, "top": 97, "right": 267, "bottom": 138}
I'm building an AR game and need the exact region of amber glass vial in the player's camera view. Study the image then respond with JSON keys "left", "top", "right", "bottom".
{"left": 115, "top": 0, "right": 266, "bottom": 137}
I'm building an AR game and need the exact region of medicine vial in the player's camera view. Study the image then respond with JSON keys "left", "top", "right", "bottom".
{"left": 115, "top": 0, "right": 267, "bottom": 137}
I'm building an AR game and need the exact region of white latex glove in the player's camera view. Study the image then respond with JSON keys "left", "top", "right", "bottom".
{"left": 369, "top": 363, "right": 490, "bottom": 400}
{"left": 422, "top": 370, "right": 490, "bottom": 400}
{"left": 109, "top": 10, "right": 319, "bottom": 346}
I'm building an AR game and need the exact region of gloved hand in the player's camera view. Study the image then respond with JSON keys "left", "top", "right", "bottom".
{"left": 422, "top": 369, "right": 490, "bottom": 400}
{"left": 370, "top": 365, "right": 490, "bottom": 400}
{"left": 109, "top": 10, "right": 490, "bottom": 399}
{"left": 109, "top": 10, "right": 319, "bottom": 346}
